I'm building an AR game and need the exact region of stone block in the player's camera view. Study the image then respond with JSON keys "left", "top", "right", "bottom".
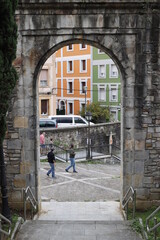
{"left": 136, "top": 188, "right": 149, "bottom": 200}
{"left": 10, "top": 190, "right": 22, "bottom": 201}
{"left": 8, "top": 139, "right": 22, "bottom": 150}
{"left": 135, "top": 140, "right": 145, "bottom": 150}
{"left": 20, "top": 161, "right": 32, "bottom": 174}
{"left": 11, "top": 133, "right": 19, "bottom": 139}
{"left": 14, "top": 116, "right": 28, "bottom": 128}
{"left": 148, "top": 127, "right": 155, "bottom": 133}
{"left": 132, "top": 174, "right": 143, "bottom": 188}
{"left": 125, "top": 140, "right": 134, "bottom": 150}
{"left": 134, "top": 161, "right": 144, "bottom": 174}
{"left": 14, "top": 175, "right": 26, "bottom": 188}
{"left": 143, "top": 177, "right": 153, "bottom": 184}
{"left": 7, "top": 164, "right": 20, "bottom": 174}
{"left": 156, "top": 127, "right": 160, "bottom": 132}
{"left": 149, "top": 193, "right": 160, "bottom": 200}
{"left": 135, "top": 150, "right": 149, "bottom": 161}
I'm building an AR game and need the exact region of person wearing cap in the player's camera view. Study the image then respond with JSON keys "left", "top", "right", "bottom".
{"left": 47, "top": 147, "right": 56, "bottom": 178}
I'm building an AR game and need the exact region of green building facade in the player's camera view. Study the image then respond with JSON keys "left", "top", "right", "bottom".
{"left": 92, "top": 47, "right": 121, "bottom": 121}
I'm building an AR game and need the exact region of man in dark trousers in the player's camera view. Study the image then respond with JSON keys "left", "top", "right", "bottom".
{"left": 47, "top": 147, "right": 56, "bottom": 178}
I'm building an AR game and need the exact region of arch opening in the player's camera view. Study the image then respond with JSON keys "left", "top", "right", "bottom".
{"left": 37, "top": 40, "right": 123, "bottom": 206}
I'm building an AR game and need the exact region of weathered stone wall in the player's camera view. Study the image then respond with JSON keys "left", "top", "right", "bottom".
{"left": 2, "top": 0, "right": 160, "bottom": 209}
{"left": 40, "top": 122, "right": 120, "bottom": 149}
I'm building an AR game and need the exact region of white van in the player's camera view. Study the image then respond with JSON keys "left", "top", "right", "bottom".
{"left": 48, "top": 115, "right": 94, "bottom": 128}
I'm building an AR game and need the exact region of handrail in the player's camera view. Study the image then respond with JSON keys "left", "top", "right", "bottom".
{"left": 122, "top": 186, "right": 136, "bottom": 220}
{"left": 23, "top": 186, "right": 38, "bottom": 221}
{"left": 0, "top": 213, "right": 12, "bottom": 238}
{"left": 146, "top": 205, "right": 160, "bottom": 240}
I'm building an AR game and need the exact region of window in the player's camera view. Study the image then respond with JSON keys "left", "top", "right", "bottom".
{"left": 75, "top": 117, "right": 86, "bottom": 124}
{"left": 68, "top": 102, "right": 73, "bottom": 114}
{"left": 80, "top": 59, "right": 87, "bottom": 72}
{"left": 67, "top": 80, "right": 73, "bottom": 94}
{"left": 41, "top": 99, "right": 49, "bottom": 115}
{"left": 98, "top": 64, "right": 106, "bottom": 78}
{"left": 110, "top": 64, "right": 118, "bottom": 78}
{"left": 40, "top": 69, "right": 48, "bottom": 87}
{"left": 110, "top": 110, "right": 117, "bottom": 121}
{"left": 98, "top": 49, "right": 104, "bottom": 54}
{"left": 67, "top": 44, "right": 73, "bottom": 51}
{"left": 80, "top": 103, "right": 85, "bottom": 111}
{"left": 98, "top": 85, "right": 106, "bottom": 102}
{"left": 80, "top": 43, "right": 87, "bottom": 50}
{"left": 67, "top": 61, "right": 73, "bottom": 73}
{"left": 110, "top": 86, "right": 118, "bottom": 102}
{"left": 80, "top": 81, "right": 87, "bottom": 94}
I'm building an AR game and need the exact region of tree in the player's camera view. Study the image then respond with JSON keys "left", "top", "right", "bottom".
{"left": 79, "top": 102, "right": 110, "bottom": 123}
{"left": 0, "top": 0, "right": 18, "bottom": 219}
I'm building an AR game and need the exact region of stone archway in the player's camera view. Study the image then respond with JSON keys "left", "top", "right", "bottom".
{"left": 5, "top": 1, "right": 160, "bottom": 209}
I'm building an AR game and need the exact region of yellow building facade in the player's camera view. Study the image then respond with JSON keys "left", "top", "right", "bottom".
{"left": 39, "top": 54, "right": 57, "bottom": 118}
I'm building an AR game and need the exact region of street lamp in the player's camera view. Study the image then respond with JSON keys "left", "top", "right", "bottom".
{"left": 84, "top": 86, "right": 87, "bottom": 116}
{"left": 85, "top": 111, "right": 92, "bottom": 159}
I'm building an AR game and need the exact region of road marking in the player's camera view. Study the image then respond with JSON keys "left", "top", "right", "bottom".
{"left": 41, "top": 168, "right": 120, "bottom": 193}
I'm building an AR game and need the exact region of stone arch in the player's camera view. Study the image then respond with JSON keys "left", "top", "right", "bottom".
{"left": 7, "top": 1, "right": 160, "bottom": 210}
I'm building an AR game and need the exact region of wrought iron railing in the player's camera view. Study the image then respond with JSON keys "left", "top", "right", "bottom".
{"left": 146, "top": 205, "right": 160, "bottom": 240}
{"left": 0, "top": 213, "right": 11, "bottom": 239}
{"left": 23, "top": 186, "right": 38, "bottom": 221}
{"left": 112, "top": 144, "right": 121, "bottom": 161}
{"left": 40, "top": 144, "right": 112, "bottom": 162}
{"left": 122, "top": 186, "right": 136, "bottom": 220}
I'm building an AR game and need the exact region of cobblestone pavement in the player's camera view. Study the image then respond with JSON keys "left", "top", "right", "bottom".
{"left": 40, "top": 161, "right": 121, "bottom": 202}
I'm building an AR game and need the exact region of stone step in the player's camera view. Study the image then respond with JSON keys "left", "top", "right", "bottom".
{"left": 15, "top": 219, "right": 143, "bottom": 240}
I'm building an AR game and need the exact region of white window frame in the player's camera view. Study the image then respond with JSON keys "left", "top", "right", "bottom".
{"left": 110, "top": 64, "right": 118, "bottom": 78}
{"left": 67, "top": 44, "right": 73, "bottom": 51}
{"left": 98, "top": 85, "right": 106, "bottom": 102}
{"left": 98, "top": 49, "right": 105, "bottom": 54}
{"left": 109, "top": 85, "right": 118, "bottom": 102}
{"left": 110, "top": 110, "right": 118, "bottom": 121}
{"left": 80, "top": 44, "right": 87, "bottom": 50}
{"left": 67, "top": 60, "right": 74, "bottom": 73}
{"left": 40, "top": 69, "right": 48, "bottom": 87}
{"left": 80, "top": 59, "right": 87, "bottom": 73}
{"left": 98, "top": 64, "right": 106, "bottom": 79}
{"left": 67, "top": 79, "right": 74, "bottom": 94}
{"left": 79, "top": 101, "right": 86, "bottom": 111}
{"left": 67, "top": 101, "right": 74, "bottom": 114}
{"left": 80, "top": 79, "right": 87, "bottom": 94}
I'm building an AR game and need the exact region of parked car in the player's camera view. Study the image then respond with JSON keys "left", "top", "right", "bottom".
{"left": 48, "top": 115, "right": 94, "bottom": 128}
{"left": 39, "top": 118, "right": 57, "bottom": 128}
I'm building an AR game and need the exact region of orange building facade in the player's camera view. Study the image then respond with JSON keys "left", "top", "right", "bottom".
{"left": 56, "top": 44, "right": 91, "bottom": 115}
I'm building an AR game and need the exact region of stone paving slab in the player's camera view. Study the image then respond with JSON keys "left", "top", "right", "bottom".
{"left": 16, "top": 220, "right": 142, "bottom": 240}
{"left": 39, "top": 202, "right": 123, "bottom": 221}
{"left": 40, "top": 162, "right": 121, "bottom": 202}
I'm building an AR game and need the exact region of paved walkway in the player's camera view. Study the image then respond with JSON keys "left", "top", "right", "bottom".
{"left": 15, "top": 161, "right": 142, "bottom": 240}
{"left": 39, "top": 201, "right": 123, "bottom": 221}
{"left": 40, "top": 161, "right": 121, "bottom": 202}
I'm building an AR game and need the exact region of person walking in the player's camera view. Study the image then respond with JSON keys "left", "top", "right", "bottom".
{"left": 47, "top": 147, "right": 56, "bottom": 179}
{"left": 40, "top": 132, "right": 45, "bottom": 155}
{"left": 65, "top": 144, "right": 77, "bottom": 173}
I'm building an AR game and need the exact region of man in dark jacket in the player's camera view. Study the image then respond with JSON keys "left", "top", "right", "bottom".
{"left": 47, "top": 147, "right": 56, "bottom": 178}
{"left": 65, "top": 144, "right": 77, "bottom": 173}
